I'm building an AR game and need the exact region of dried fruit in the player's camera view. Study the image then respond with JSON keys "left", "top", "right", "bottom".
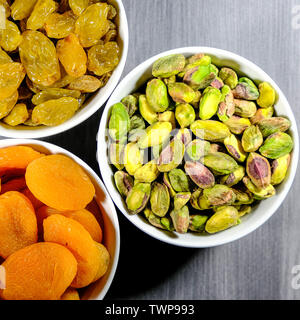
{"left": 45, "top": 11, "right": 76, "bottom": 39}
{"left": 0, "top": 47, "right": 12, "bottom": 64}
{"left": 32, "top": 97, "right": 79, "bottom": 126}
{"left": 0, "top": 91, "right": 19, "bottom": 119}
{"left": 11, "top": 0, "right": 38, "bottom": 20}
{"left": 150, "top": 182, "right": 170, "bottom": 217}
{"left": 61, "top": 288, "right": 80, "bottom": 300}
{"left": 69, "top": 0, "right": 89, "bottom": 16}
{"left": 57, "top": 33, "right": 87, "bottom": 78}
{"left": 27, "top": 0, "right": 57, "bottom": 31}
{"left": 0, "top": 63, "right": 25, "bottom": 100}
{"left": 19, "top": 31, "right": 61, "bottom": 87}
{"left": 3, "top": 103, "right": 29, "bottom": 126}
{"left": 205, "top": 206, "right": 239, "bottom": 234}
{"left": 68, "top": 75, "right": 102, "bottom": 93}
{"left": 25, "top": 154, "right": 95, "bottom": 211}
{"left": 259, "top": 132, "right": 294, "bottom": 159}
{"left": 87, "top": 42, "right": 120, "bottom": 76}
{"left": 32, "top": 88, "right": 81, "bottom": 105}
{"left": 0, "top": 20, "right": 22, "bottom": 52}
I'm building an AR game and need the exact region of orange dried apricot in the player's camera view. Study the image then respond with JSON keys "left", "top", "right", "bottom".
{"left": 43, "top": 214, "right": 100, "bottom": 288}
{"left": 21, "top": 188, "right": 44, "bottom": 210}
{"left": 0, "top": 242, "right": 77, "bottom": 300}
{"left": 0, "top": 146, "right": 44, "bottom": 175}
{"left": 36, "top": 206, "right": 102, "bottom": 242}
{"left": 0, "top": 191, "right": 37, "bottom": 258}
{"left": 61, "top": 288, "right": 80, "bottom": 300}
{"left": 26, "top": 155, "right": 95, "bottom": 211}
{"left": 93, "top": 242, "right": 110, "bottom": 282}
{"left": 0, "top": 177, "right": 26, "bottom": 194}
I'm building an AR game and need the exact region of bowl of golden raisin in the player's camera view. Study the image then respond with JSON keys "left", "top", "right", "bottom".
{"left": 0, "top": 0, "right": 128, "bottom": 138}
{"left": 0, "top": 139, "right": 120, "bottom": 300}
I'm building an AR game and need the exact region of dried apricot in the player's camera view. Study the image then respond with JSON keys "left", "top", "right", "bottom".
{"left": 57, "top": 33, "right": 87, "bottom": 78}
{"left": 19, "top": 31, "right": 61, "bottom": 87}
{"left": 69, "top": 0, "right": 89, "bottom": 16}
{"left": 61, "top": 288, "right": 80, "bottom": 300}
{"left": 0, "top": 63, "right": 26, "bottom": 100}
{"left": 0, "top": 177, "right": 26, "bottom": 194}
{"left": 75, "top": 3, "right": 110, "bottom": 48}
{"left": 0, "top": 20, "right": 22, "bottom": 52}
{"left": 3, "top": 103, "right": 29, "bottom": 126}
{"left": 93, "top": 242, "right": 110, "bottom": 282}
{"left": 31, "top": 97, "right": 79, "bottom": 126}
{"left": 25, "top": 155, "right": 95, "bottom": 211}
{"left": 43, "top": 214, "right": 100, "bottom": 288}
{"left": 27, "top": 0, "right": 57, "bottom": 30}
{"left": 0, "top": 91, "right": 19, "bottom": 119}
{"left": 87, "top": 42, "right": 120, "bottom": 76}
{"left": 32, "top": 88, "right": 81, "bottom": 105}
{"left": 0, "top": 146, "right": 44, "bottom": 174}
{"left": 36, "top": 206, "right": 102, "bottom": 242}
{"left": 0, "top": 191, "right": 37, "bottom": 259}
{"left": 0, "top": 242, "right": 77, "bottom": 300}
{"left": 68, "top": 75, "right": 102, "bottom": 93}
{"left": 21, "top": 188, "right": 44, "bottom": 210}
{"left": 45, "top": 11, "right": 76, "bottom": 39}
{"left": 11, "top": 0, "right": 38, "bottom": 20}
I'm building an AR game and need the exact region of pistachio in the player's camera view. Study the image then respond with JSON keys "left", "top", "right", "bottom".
{"left": 134, "top": 160, "right": 160, "bottom": 183}
{"left": 209, "top": 143, "right": 226, "bottom": 154}
{"left": 147, "top": 211, "right": 165, "bottom": 229}
{"left": 246, "top": 153, "right": 271, "bottom": 188}
{"left": 150, "top": 182, "right": 170, "bottom": 217}
{"left": 238, "top": 205, "right": 252, "bottom": 218}
{"left": 257, "top": 117, "right": 291, "bottom": 137}
{"left": 271, "top": 154, "right": 291, "bottom": 185}
{"left": 146, "top": 79, "right": 169, "bottom": 112}
{"left": 211, "top": 77, "right": 224, "bottom": 89}
{"left": 114, "top": 171, "right": 134, "bottom": 197}
{"left": 184, "top": 161, "right": 215, "bottom": 189}
{"left": 257, "top": 82, "right": 276, "bottom": 108}
{"left": 163, "top": 75, "right": 176, "bottom": 86}
{"left": 174, "top": 192, "right": 191, "bottom": 210}
{"left": 241, "top": 125, "right": 263, "bottom": 152}
{"left": 109, "top": 102, "right": 130, "bottom": 141}
{"left": 243, "top": 176, "right": 275, "bottom": 199}
{"left": 205, "top": 206, "right": 239, "bottom": 234}
{"left": 175, "top": 103, "right": 196, "bottom": 128}
{"left": 124, "top": 142, "right": 144, "bottom": 175}
{"left": 168, "top": 168, "right": 190, "bottom": 192}
{"left": 190, "top": 120, "right": 231, "bottom": 142}
{"left": 224, "top": 115, "right": 251, "bottom": 135}
{"left": 200, "top": 184, "right": 236, "bottom": 207}
{"left": 138, "top": 121, "right": 172, "bottom": 149}
{"left": 161, "top": 217, "right": 175, "bottom": 231}
{"left": 219, "top": 67, "right": 238, "bottom": 89}
{"left": 190, "top": 90, "right": 201, "bottom": 108}
{"left": 232, "top": 77, "right": 259, "bottom": 100}
{"left": 157, "top": 138, "right": 185, "bottom": 172}
{"left": 224, "top": 134, "right": 247, "bottom": 163}
{"left": 183, "top": 64, "right": 217, "bottom": 90}
{"left": 220, "top": 165, "right": 245, "bottom": 187}
{"left": 144, "top": 207, "right": 152, "bottom": 219}
{"left": 158, "top": 111, "right": 176, "bottom": 129}
{"left": 232, "top": 189, "right": 254, "bottom": 205}
{"left": 199, "top": 87, "right": 222, "bottom": 120}
{"left": 152, "top": 54, "right": 186, "bottom": 78}
{"left": 139, "top": 94, "right": 158, "bottom": 125}
{"left": 121, "top": 95, "right": 138, "bottom": 117}
{"left": 126, "top": 183, "right": 151, "bottom": 214}
{"left": 128, "top": 115, "right": 146, "bottom": 142}
{"left": 186, "top": 139, "right": 211, "bottom": 161}
{"left": 109, "top": 143, "right": 124, "bottom": 170}
{"left": 259, "top": 132, "right": 294, "bottom": 159}
{"left": 163, "top": 172, "right": 177, "bottom": 197}
{"left": 234, "top": 99, "right": 257, "bottom": 118}
{"left": 170, "top": 205, "right": 190, "bottom": 234}
{"left": 189, "top": 215, "right": 208, "bottom": 232}
{"left": 168, "top": 82, "right": 196, "bottom": 104}
{"left": 217, "top": 85, "right": 235, "bottom": 122}
{"left": 250, "top": 106, "right": 274, "bottom": 124}
{"left": 175, "top": 128, "right": 192, "bottom": 146}
{"left": 179, "top": 54, "right": 211, "bottom": 77}
{"left": 190, "top": 188, "right": 203, "bottom": 210}
{"left": 201, "top": 152, "right": 238, "bottom": 175}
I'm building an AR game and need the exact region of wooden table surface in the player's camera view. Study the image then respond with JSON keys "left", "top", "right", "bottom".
{"left": 45, "top": 0, "right": 300, "bottom": 300}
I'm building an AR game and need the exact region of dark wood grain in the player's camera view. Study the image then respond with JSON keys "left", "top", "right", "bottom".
{"left": 14, "top": 0, "right": 300, "bottom": 299}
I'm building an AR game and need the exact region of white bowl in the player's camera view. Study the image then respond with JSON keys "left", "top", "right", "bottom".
{"left": 0, "top": 139, "right": 120, "bottom": 300}
{"left": 97, "top": 47, "right": 299, "bottom": 248}
{"left": 0, "top": 0, "right": 129, "bottom": 139}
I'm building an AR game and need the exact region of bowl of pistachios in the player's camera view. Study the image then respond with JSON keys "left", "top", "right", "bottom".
{"left": 97, "top": 47, "right": 299, "bottom": 248}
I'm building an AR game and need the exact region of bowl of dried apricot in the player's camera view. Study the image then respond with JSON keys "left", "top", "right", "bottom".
{"left": 0, "top": 139, "right": 120, "bottom": 300}
{"left": 98, "top": 47, "right": 299, "bottom": 248}
{"left": 0, "top": 0, "right": 128, "bottom": 138}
